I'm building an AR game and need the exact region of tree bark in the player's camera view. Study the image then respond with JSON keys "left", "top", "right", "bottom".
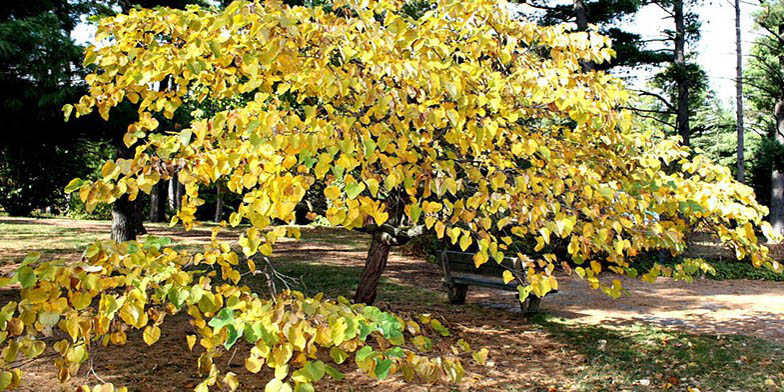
{"left": 214, "top": 185, "right": 223, "bottom": 223}
{"left": 574, "top": 0, "right": 595, "bottom": 72}
{"left": 735, "top": 0, "right": 745, "bottom": 182}
{"left": 772, "top": 24, "right": 784, "bottom": 237}
{"left": 674, "top": 0, "right": 690, "bottom": 146}
{"left": 353, "top": 231, "right": 393, "bottom": 305}
{"left": 176, "top": 180, "right": 185, "bottom": 211}
{"left": 149, "top": 180, "right": 167, "bottom": 222}
{"left": 111, "top": 195, "right": 136, "bottom": 242}
{"left": 168, "top": 174, "right": 177, "bottom": 211}
{"left": 134, "top": 196, "right": 147, "bottom": 235}
{"left": 772, "top": 101, "right": 784, "bottom": 236}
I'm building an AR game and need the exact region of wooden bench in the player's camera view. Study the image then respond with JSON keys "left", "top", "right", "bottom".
{"left": 440, "top": 250, "right": 555, "bottom": 315}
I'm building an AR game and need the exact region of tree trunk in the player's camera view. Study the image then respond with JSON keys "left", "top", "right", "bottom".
{"left": 149, "top": 180, "right": 167, "bottom": 222}
{"left": 111, "top": 195, "right": 136, "bottom": 242}
{"left": 150, "top": 183, "right": 160, "bottom": 222}
{"left": 353, "top": 232, "right": 393, "bottom": 305}
{"left": 214, "top": 185, "right": 223, "bottom": 223}
{"left": 674, "top": 0, "right": 690, "bottom": 146}
{"left": 176, "top": 180, "right": 185, "bottom": 211}
{"left": 735, "top": 0, "right": 745, "bottom": 182}
{"left": 772, "top": 100, "right": 784, "bottom": 236}
{"left": 168, "top": 174, "right": 177, "bottom": 211}
{"left": 574, "top": 0, "right": 595, "bottom": 72}
{"left": 134, "top": 196, "right": 147, "bottom": 235}
{"left": 772, "top": 23, "right": 784, "bottom": 237}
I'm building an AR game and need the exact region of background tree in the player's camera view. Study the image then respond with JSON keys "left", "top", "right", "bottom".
{"left": 736, "top": 0, "right": 746, "bottom": 182}
{"left": 0, "top": 1, "right": 110, "bottom": 216}
{"left": 744, "top": 0, "right": 784, "bottom": 235}
{"left": 524, "top": 0, "right": 672, "bottom": 71}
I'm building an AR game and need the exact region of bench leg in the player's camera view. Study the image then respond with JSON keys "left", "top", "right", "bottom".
{"left": 447, "top": 284, "right": 468, "bottom": 305}
{"left": 524, "top": 296, "right": 541, "bottom": 315}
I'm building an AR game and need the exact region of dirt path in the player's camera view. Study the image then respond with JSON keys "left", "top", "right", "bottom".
{"left": 3, "top": 216, "right": 783, "bottom": 342}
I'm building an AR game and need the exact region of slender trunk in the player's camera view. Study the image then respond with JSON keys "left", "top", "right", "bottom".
{"left": 214, "top": 185, "right": 223, "bottom": 223}
{"left": 149, "top": 183, "right": 160, "bottom": 221}
{"left": 111, "top": 195, "right": 136, "bottom": 242}
{"left": 176, "top": 180, "right": 185, "bottom": 211}
{"left": 168, "top": 175, "right": 177, "bottom": 211}
{"left": 150, "top": 180, "right": 167, "bottom": 222}
{"left": 354, "top": 232, "right": 393, "bottom": 305}
{"left": 574, "top": 0, "right": 594, "bottom": 72}
{"left": 674, "top": 0, "right": 690, "bottom": 146}
{"left": 735, "top": 0, "right": 745, "bottom": 182}
{"left": 772, "top": 101, "right": 784, "bottom": 236}
{"left": 771, "top": 24, "right": 784, "bottom": 237}
{"left": 158, "top": 180, "right": 167, "bottom": 221}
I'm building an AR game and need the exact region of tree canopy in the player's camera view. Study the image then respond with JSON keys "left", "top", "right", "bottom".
{"left": 1, "top": 0, "right": 781, "bottom": 390}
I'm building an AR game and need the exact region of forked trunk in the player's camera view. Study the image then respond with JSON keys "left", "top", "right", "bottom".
{"left": 353, "top": 232, "right": 392, "bottom": 305}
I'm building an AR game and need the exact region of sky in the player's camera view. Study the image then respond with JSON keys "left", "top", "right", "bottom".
{"left": 630, "top": 1, "right": 764, "bottom": 107}
{"left": 71, "top": 1, "right": 765, "bottom": 106}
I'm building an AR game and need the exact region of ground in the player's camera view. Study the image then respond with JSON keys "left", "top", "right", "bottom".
{"left": 1, "top": 217, "right": 783, "bottom": 391}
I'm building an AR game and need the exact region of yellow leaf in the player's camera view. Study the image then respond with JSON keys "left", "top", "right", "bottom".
{"left": 246, "top": 356, "right": 263, "bottom": 373}
{"left": 459, "top": 233, "right": 472, "bottom": 251}
{"left": 472, "top": 348, "right": 489, "bottom": 365}
{"left": 324, "top": 186, "right": 340, "bottom": 200}
{"left": 502, "top": 270, "right": 514, "bottom": 284}
{"left": 142, "top": 326, "right": 161, "bottom": 346}
{"left": 187, "top": 335, "right": 196, "bottom": 351}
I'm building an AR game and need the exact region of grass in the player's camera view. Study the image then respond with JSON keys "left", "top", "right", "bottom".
{"left": 0, "top": 218, "right": 108, "bottom": 264}
{"left": 526, "top": 313, "right": 784, "bottom": 391}
{"left": 2, "top": 217, "right": 783, "bottom": 391}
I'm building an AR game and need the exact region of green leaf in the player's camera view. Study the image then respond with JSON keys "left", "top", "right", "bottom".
{"left": 294, "top": 383, "right": 315, "bottom": 392}
{"left": 385, "top": 347, "right": 404, "bottom": 359}
{"left": 302, "top": 360, "right": 326, "bottom": 382}
{"left": 16, "top": 266, "right": 36, "bottom": 289}
{"left": 224, "top": 324, "right": 243, "bottom": 349}
{"left": 355, "top": 346, "right": 373, "bottom": 362}
{"left": 64, "top": 178, "right": 84, "bottom": 193}
{"left": 324, "top": 365, "right": 344, "bottom": 381}
{"left": 374, "top": 358, "right": 392, "bottom": 379}
{"left": 329, "top": 347, "right": 348, "bottom": 364}
{"left": 344, "top": 182, "right": 365, "bottom": 199}
{"left": 208, "top": 307, "right": 235, "bottom": 330}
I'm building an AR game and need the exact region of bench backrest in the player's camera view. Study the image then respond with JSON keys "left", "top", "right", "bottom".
{"left": 440, "top": 250, "right": 524, "bottom": 277}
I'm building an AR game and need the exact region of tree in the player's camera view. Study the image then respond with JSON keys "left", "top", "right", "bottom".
{"left": 631, "top": 0, "right": 703, "bottom": 146}
{"left": 736, "top": 0, "right": 746, "bottom": 182}
{"left": 0, "top": 1, "right": 100, "bottom": 216}
{"left": 2, "top": 0, "right": 780, "bottom": 391}
{"left": 526, "top": 0, "right": 671, "bottom": 71}
{"left": 745, "top": 0, "right": 784, "bottom": 235}
{"left": 99, "top": 0, "right": 210, "bottom": 241}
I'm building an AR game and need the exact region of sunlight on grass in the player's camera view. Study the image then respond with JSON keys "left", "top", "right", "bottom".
{"left": 526, "top": 313, "right": 784, "bottom": 391}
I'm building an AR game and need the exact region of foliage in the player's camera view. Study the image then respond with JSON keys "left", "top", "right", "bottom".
{"left": 634, "top": 253, "right": 784, "bottom": 282}
{"left": 2, "top": 0, "right": 782, "bottom": 390}
{"left": 0, "top": 237, "right": 472, "bottom": 391}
